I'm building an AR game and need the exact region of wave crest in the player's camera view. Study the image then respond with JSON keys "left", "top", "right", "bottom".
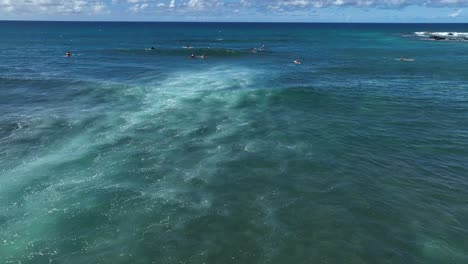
{"left": 110, "top": 47, "right": 258, "bottom": 57}
{"left": 414, "top": 31, "right": 468, "bottom": 41}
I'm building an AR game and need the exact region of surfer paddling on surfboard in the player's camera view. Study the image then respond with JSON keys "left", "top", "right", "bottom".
{"left": 400, "top": 57, "right": 414, "bottom": 62}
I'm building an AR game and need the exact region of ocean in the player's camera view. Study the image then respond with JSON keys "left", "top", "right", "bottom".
{"left": 0, "top": 22, "right": 467, "bottom": 263}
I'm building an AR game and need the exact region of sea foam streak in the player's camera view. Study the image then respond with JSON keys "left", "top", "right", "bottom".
{"left": 0, "top": 66, "right": 271, "bottom": 262}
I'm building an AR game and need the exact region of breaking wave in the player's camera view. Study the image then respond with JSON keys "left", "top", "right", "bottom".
{"left": 414, "top": 31, "right": 468, "bottom": 41}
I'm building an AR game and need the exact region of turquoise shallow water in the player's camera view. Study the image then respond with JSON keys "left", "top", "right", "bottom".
{"left": 1, "top": 22, "right": 468, "bottom": 263}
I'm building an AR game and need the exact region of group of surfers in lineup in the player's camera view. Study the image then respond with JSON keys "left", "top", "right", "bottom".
{"left": 64, "top": 44, "right": 414, "bottom": 63}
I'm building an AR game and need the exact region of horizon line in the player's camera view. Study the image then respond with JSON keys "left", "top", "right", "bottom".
{"left": 1, "top": 19, "right": 468, "bottom": 24}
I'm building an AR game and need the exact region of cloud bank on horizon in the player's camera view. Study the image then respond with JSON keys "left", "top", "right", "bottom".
{"left": 0, "top": 0, "right": 467, "bottom": 21}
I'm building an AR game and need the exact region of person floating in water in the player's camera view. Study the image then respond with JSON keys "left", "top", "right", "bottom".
{"left": 188, "top": 54, "right": 206, "bottom": 59}
{"left": 65, "top": 51, "right": 72, "bottom": 57}
{"left": 251, "top": 45, "right": 265, "bottom": 53}
{"left": 400, "top": 57, "right": 414, "bottom": 62}
{"left": 293, "top": 59, "right": 301, "bottom": 65}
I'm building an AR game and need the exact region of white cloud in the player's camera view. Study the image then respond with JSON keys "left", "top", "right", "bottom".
{"left": 184, "top": 0, "right": 220, "bottom": 10}
{"left": 92, "top": 2, "right": 106, "bottom": 12}
{"left": 449, "top": 8, "right": 463, "bottom": 17}
{"left": 242, "top": 0, "right": 468, "bottom": 9}
{"left": 129, "top": 2, "right": 149, "bottom": 12}
{"left": 0, "top": 0, "right": 108, "bottom": 14}
{"left": 169, "top": 0, "right": 176, "bottom": 8}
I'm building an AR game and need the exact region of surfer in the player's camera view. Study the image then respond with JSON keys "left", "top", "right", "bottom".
{"left": 151, "top": 46, "right": 155, "bottom": 50}
{"left": 189, "top": 54, "right": 195, "bottom": 59}
{"left": 400, "top": 57, "right": 414, "bottom": 62}
{"left": 65, "top": 51, "right": 72, "bottom": 57}
{"left": 293, "top": 59, "right": 301, "bottom": 65}
{"left": 251, "top": 45, "right": 265, "bottom": 52}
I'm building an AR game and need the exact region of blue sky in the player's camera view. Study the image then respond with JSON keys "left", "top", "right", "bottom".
{"left": 0, "top": 0, "right": 467, "bottom": 22}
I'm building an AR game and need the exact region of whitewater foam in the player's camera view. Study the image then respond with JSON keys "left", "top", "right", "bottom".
{"left": 414, "top": 31, "right": 468, "bottom": 41}
{"left": 0, "top": 65, "right": 272, "bottom": 261}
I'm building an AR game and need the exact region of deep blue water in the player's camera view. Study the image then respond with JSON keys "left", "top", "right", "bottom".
{"left": 1, "top": 22, "right": 468, "bottom": 263}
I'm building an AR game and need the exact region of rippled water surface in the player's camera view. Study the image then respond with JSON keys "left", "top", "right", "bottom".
{"left": 1, "top": 22, "right": 468, "bottom": 263}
